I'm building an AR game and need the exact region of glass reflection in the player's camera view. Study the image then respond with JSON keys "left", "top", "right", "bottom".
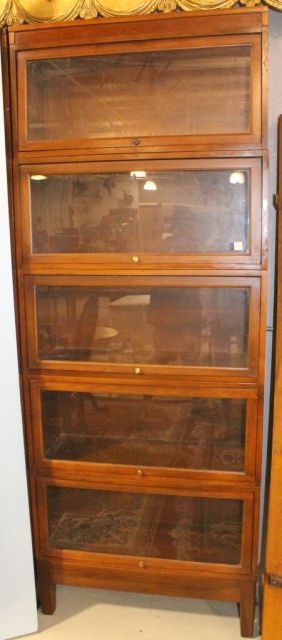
{"left": 30, "top": 170, "right": 249, "bottom": 255}
{"left": 47, "top": 487, "right": 243, "bottom": 564}
{"left": 36, "top": 285, "right": 249, "bottom": 368}
{"left": 42, "top": 390, "right": 246, "bottom": 471}
{"left": 26, "top": 47, "right": 251, "bottom": 142}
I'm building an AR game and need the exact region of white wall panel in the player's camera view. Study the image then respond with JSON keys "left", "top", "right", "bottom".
{"left": 0, "top": 57, "right": 37, "bottom": 640}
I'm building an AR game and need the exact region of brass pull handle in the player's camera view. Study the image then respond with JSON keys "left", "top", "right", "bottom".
{"left": 137, "top": 469, "right": 143, "bottom": 477}
{"left": 138, "top": 560, "right": 145, "bottom": 568}
{"left": 132, "top": 256, "right": 140, "bottom": 264}
{"left": 134, "top": 367, "right": 141, "bottom": 375}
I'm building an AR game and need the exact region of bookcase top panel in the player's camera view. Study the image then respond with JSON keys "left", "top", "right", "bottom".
{"left": 0, "top": 2, "right": 271, "bottom": 30}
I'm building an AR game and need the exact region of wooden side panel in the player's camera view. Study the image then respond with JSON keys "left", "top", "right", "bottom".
{"left": 262, "top": 114, "right": 282, "bottom": 639}
{"left": 262, "top": 582, "right": 282, "bottom": 640}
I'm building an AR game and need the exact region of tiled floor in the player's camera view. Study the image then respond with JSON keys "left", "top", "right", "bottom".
{"left": 13, "top": 586, "right": 261, "bottom": 640}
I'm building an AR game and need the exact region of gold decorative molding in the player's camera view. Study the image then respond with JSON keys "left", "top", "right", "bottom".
{"left": 79, "top": 0, "right": 97, "bottom": 19}
{"left": 94, "top": 0, "right": 157, "bottom": 15}
{"left": 0, "top": 0, "right": 11, "bottom": 24}
{"left": 0, "top": 0, "right": 272, "bottom": 27}
{"left": 178, "top": 0, "right": 239, "bottom": 9}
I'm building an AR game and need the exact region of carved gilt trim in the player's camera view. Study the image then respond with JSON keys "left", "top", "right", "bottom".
{"left": 0, "top": 0, "right": 11, "bottom": 24}
{"left": 94, "top": 0, "right": 157, "bottom": 16}
{"left": 13, "top": 0, "right": 81, "bottom": 23}
{"left": 79, "top": 0, "right": 97, "bottom": 19}
{"left": 0, "top": 0, "right": 274, "bottom": 28}
{"left": 178, "top": 0, "right": 237, "bottom": 9}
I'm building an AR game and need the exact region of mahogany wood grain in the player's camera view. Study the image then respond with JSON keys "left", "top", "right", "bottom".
{"left": 262, "top": 581, "right": 282, "bottom": 640}
{"left": 37, "top": 561, "right": 56, "bottom": 615}
{"left": 8, "top": 14, "right": 264, "bottom": 153}
{"left": 8, "top": 7, "right": 267, "bottom": 39}
{"left": 261, "top": 115, "right": 282, "bottom": 640}
{"left": 239, "top": 580, "right": 257, "bottom": 638}
{"left": 3, "top": 9, "right": 268, "bottom": 636}
{"left": 14, "top": 149, "right": 265, "bottom": 165}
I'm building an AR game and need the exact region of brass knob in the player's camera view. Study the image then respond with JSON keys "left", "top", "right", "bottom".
{"left": 134, "top": 367, "right": 141, "bottom": 375}
{"left": 138, "top": 560, "right": 145, "bottom": 568}
{"left": 132, "top": 256, "right": 140, "bottom": 263}
{"left": 137, "top": 469, "right": 143, "bottom": 477}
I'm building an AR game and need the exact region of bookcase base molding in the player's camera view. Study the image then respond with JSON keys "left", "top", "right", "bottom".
{"left": 38, "top": 559, "right": 257, "bottom": 638}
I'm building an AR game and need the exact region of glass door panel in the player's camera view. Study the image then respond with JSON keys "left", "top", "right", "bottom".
{"left": 33, "top": 283, "right": 250, "bottom": 369}
{"left": 26, "top": 46, "right": 251, "bottom": 143}
{"left": 47, "top": 486, "right": 243, "bottom": 565}
{"left": 40, "top": 390, "right": 247, "bottom": 472}
{"left": 27, "top": 166, "right": 252, "bottom": 257}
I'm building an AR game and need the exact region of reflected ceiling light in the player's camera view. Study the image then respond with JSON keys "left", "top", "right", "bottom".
{"left": 30, "top": 174, "right": 48, "bottom": 181}
{"left": 229, "top": 171, "right": 245, "bottom": 185}
{"left": 130, "top": 171, "right": 147, "bottom": 178}
{"left": 144, "top": 180, "right": 157, "bottom": 191}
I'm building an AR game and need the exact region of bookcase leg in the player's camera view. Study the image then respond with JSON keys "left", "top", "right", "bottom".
{"left": 38, "top": 568, "right": 56, "bottom": 615}
{"left": 239, "top": 581, "right": 256, "bottom": 638}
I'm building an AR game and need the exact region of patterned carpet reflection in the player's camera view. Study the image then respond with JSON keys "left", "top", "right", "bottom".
{"left": 49, "top": 491, "right": 242, "bottom": 565}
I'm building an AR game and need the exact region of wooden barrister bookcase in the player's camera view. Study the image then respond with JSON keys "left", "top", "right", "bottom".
{"left": 2, "top": 7, "right": 268, "bottom": 637}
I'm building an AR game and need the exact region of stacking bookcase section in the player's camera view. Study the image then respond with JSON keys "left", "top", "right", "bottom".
{"left": 19, "top": 158, "right": 263, "bottom": 270}
{"left": 35, "top": 478, "right": 258, "bottom": 612}
{"left": 25, "top": 275, "right": 260, "bottom": 380}
{"left": 37, "top": 481, "right": 254, "bottom": 573}
{"left": 30, "top": 380, "right": 259, "bottom": 482}
{"left": 4, "top": 7, "right": 268, "bottom": 638}
{"left": 16, "top": 25, "right": 263, "bottom": 153}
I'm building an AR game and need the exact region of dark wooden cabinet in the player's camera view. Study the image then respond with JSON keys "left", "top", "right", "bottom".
{"left": 3, "top": 7, "right": 268, "bottom": 638}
